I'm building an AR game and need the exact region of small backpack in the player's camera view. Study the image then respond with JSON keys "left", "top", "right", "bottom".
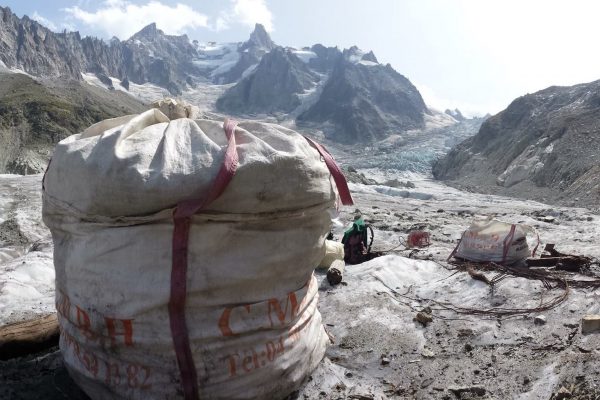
{"left": 341, "top": 217, "right": 374, "bottom": 264}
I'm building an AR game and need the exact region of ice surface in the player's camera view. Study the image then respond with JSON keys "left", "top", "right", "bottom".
{"left": 298, "top": 174, "right": 600, "bottom": 398}
{"left": 0, "top": 174, "right": 54, "bottom": 325}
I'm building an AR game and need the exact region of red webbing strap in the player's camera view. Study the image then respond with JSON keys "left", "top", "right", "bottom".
{"left": 169, "top": 119, "right": 238, "bottom": 400}
{"left": 303, "top": 136, "right": 354, "bottom": 206}
{"left": 501, "top": 224, "right": 517, "bottom": 266}
{"left": 447, "top": 230, "right": 465, "bottom": 262}
{"left": 531, "top": 230, "right": 540, "bottom": 257}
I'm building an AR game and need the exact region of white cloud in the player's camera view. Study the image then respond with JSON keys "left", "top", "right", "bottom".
{"left": 64, "top": 1, "right": 209, "bottom": 39}
{"left": 32, "top": 11, "right": 58, "bottom": 31}
{"left": 232, "top": 0, "right": 273, "bottom": 32}
{"left": 213, "top": 16, "right": 230, "bottom": 32}
{"left": 214, "top": 0, "right": 274, "bottom": 32}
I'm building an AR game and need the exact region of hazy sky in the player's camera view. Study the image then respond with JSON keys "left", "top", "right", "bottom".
{"left": 4, "top": 0, "right": 600, "bottom": 116}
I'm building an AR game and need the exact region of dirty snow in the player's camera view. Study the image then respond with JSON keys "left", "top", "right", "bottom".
{"left": 0, "top": 175, "right": 54, "bottom": 326}
{"left": 297, "top": 174, "right": 600, "bottom": 399}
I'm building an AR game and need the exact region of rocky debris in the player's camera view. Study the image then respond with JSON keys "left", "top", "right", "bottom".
{"left": 534, "top": 315, "right": 547, "bottom": 325}
{"left": 458, "top": 328, "right": 474, "bottom": 337}
{"left": 550, "top": 379, "right": 600, "bottom": 399}
{"left": 448, "top": 386, "right": 486, "bottom": 398}
{"left": 384, "top": 179, "right": 415, "bottom": 189}
{"left": 554, "top": 386, "right": 572, "bottom": 399}
{"left": 421, "top": 348, "right": 435, "bottom": 358}
{"left": 415, "top": 309, "right": 433, "bottom": 326}
{"left": 342, "top": 167, "right": 378, "bottom": 185}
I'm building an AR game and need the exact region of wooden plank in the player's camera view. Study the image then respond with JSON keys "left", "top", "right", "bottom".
{"left": 0, "top": 313, "right": 59, "bottom": 359}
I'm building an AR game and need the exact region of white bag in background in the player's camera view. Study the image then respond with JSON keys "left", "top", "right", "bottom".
{"left": 451, "top": 216, "right": 538, "bottom": 265}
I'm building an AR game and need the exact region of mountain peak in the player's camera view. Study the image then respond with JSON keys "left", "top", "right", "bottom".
{"left": 243, "top": 23, "right": 275, "bottom": 51}
{"left": 130, "top": 23, "right": 160, "bottom": 40}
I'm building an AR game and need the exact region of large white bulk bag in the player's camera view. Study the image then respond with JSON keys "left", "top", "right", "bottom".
{"left": 42, "top": 109, "right": 353, "bottom": 400}
{"left": 450, "top": 216, "right": 538, "bottom": 266}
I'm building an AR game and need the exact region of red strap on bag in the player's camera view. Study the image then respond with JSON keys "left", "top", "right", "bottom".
{"left": 501, "top": 224, "right": 517, "bottom": 266}
{"left": 169, "top": 126, "right": 353, "bottom": 400}
{"left": 304, "top": 136, "right": 354, "bottom": 206}
{"left": 447, "top": 231, "right": 465, "bottom": 262}
{"left": 169, "top": 119, "right": 238, "bottom": 400}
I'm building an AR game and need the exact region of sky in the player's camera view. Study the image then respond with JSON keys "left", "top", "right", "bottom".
{"left": 4, "top": 0, "right": 600, "bottom": 117}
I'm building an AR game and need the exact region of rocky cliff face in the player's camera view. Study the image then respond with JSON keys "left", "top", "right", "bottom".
{"left": 296, "top": 48, "right": 429, "bottom": 143}
{"left": 433, "top": 80, "right": 600, "bottom": 207}
{"left": 308, "top": 44, "right": 341, "bottom": 73}
{"left": 216, "top": 47, "right": 318, "bottom": 115}
{"left": 0, "top": 8, "right": 84, "bottom": 78}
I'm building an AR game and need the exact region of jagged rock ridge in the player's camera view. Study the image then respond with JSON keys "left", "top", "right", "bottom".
{"left": 0, "top": 7, "right": 276, "bottom": 94}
